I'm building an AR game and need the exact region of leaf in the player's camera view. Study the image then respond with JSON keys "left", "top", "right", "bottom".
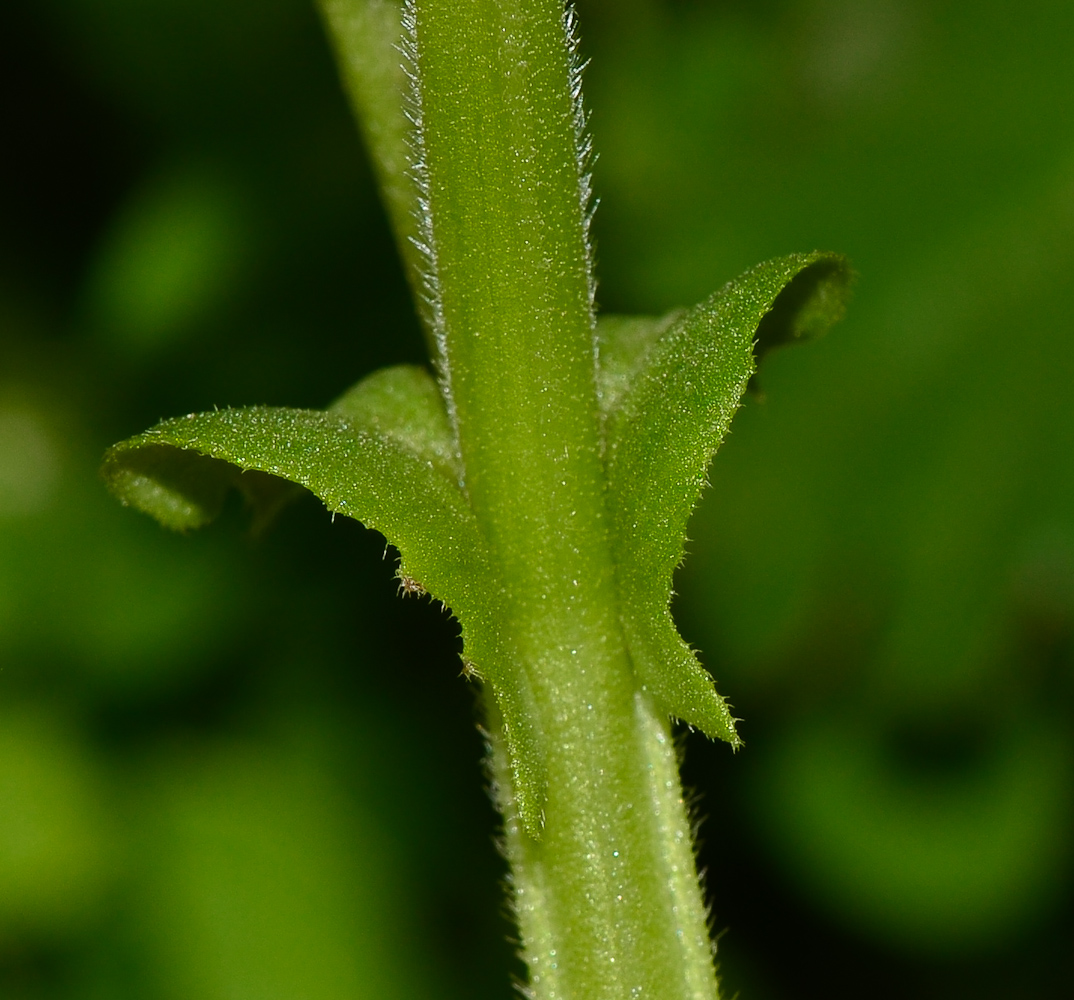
{"left": 602, "top": 252, "right": 852, "bottom": 744}
{"left": 594, "top": 312, "right": 683, "bottom": 418}
{"left": 101, "top": 365, "right": 549, "bottom": 835}
{"left": 330, "top": 364, "right": 458, "bottom": 476}
{"left": 753, "top": 253, "right": 852, "bottom": 361}
{"left": 204, "top": 364, "right": 460, "bottom": 536}
{"left": 102, "top": 404, "right": 477, "bottom": 583}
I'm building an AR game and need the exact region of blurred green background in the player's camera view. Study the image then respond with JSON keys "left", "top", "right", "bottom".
{"left": 1, "top": 0, "right": 1071, "bottom": 997}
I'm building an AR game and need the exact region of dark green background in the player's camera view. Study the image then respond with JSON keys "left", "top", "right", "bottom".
{"left": 1, "top": 1, "right": 1071, "bottom": 996}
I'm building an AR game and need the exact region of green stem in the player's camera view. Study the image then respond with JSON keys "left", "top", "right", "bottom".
{"left": 316, "top": 1, "right": 431, "bottom": 340}
{"left": 408, "top": 2, "right": 721, "bottom": 997}
{"left": 487, "top": 690, "right": 720, "bottom": 1000}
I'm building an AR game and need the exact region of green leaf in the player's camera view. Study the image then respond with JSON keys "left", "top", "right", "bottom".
{"left": 198, "top": 364, "right": 460, "bottom": 536}
{"left": 602, "top": 252, "right": 852, "bottom": 744}
{"left": 752, "top": 252, "right": 853, "bottom": 361}
{"left": 330, "top": 364, "right": 458, "bottom": 477}
{"left": 101, "top": 365, "right": 549, "bottom": 833}
{"left": 101, "top": 404, "right": 479, "bottom": 587}
{"left": 595, "top": 311, "right": 683, "bottom": 417}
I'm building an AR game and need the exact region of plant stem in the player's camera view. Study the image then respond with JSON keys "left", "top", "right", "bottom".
{"left": 317, "top": 0, "right": 426, "bottom": 305}
{"left": 487, "top": 690, "right": 720, "bottom": 1000}
{"left": 408, "top": 2, "right": 721, "bottom": 997}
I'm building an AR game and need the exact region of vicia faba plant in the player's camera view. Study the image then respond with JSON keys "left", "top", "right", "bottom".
{"left": 102, "top": 2, "right": 851, "bottom": 997}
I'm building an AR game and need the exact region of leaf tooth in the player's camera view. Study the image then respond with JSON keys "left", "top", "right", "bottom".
{"left": 625, "top": 615, "right": 742, "bottom": 749}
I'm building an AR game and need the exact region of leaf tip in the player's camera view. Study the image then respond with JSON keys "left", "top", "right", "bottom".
{"left": 100, "top": 442, "right": 229, "bottom": 532}
{"left": 754, "top": 252, "right": 854, "bottom": 364}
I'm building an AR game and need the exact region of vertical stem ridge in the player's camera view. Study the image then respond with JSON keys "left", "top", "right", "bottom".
{"left": 636, "top": 693, "right": 722, "bottom": 1000}
{"left": 317, "top": 1, "right": 431, "bottom": 342}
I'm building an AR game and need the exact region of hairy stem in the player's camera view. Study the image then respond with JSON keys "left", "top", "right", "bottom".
{"left": 406, "top": 2, "right": 721, "bottom": 997}
{"left": 487, "top": 688, "right": 719, "bottom": 1000}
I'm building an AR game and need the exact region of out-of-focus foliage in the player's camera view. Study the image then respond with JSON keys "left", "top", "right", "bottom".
{"left": 1, "top": 0, "right": 1071, "bottom": 998}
